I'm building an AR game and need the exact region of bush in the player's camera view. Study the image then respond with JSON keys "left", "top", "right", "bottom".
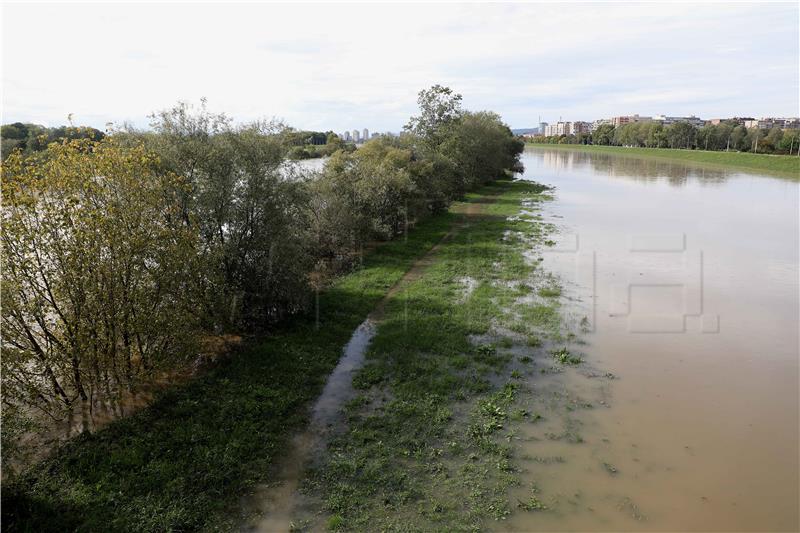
{"left": 2, "top": 138, "right": 200, "bottom": 467}
{"left": 142, "top": 102, "right": 314, "bottom": 330}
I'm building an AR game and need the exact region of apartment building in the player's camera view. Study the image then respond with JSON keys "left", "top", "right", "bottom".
{"left": 653, "top": 115, "right": 705, "bottom": 127}
{"left": 569, "top": 121, "right": 590, "bottom": 135}
{"left": 611, "top": 114, "right": 652, "bottom": 127}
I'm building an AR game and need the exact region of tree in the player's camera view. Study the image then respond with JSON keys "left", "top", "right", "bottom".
{"left": 745, "top": 127, "right": 764, "bottom": 153}
{"left": 143, "top": 101, "right": 313, "bottom": 329}
{"left": 731, "top": 125, "right": 748, "bottom": 151}
{"left": 1, "top": 123, "right": 105, "bottom": 159}
{"left": 765, "top": 127, "right": 784, "bottom": 153}
{"left": 2, "top": 138, "right": 200, "bottom": 449}
{"left": 404, "top": 84, "right": 463, "bottom": 151}
{"left": 697, "top": 125, "right": 716, "bottom": 151}
{"left": 645, "top": 123, "right": 667, "bottom": 148}
{"left": 779, "top": 130, "right": 800, "bottom": 155}
{"left": 665, "top": 122, "right": 696, "bottom": 149}
{"left": 592, "top": 124, "right": 615, "bottom": 145}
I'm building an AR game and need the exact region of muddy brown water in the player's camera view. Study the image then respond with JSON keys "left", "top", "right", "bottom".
{"left": 507, "top": 147, "right": 799, "bottom": 532}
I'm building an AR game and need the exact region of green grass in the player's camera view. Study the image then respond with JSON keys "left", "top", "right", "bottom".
{"left": 1, "top": 211, "right": 458, "bottom": 532}
{"left": 528, "top": 143, "right": 800, "bottom": 179}
{"left": 297, "top": 179, "right": 562, "bottom": 531}
{"left": 3, "top": 178, "right": 564, "bottom": 533}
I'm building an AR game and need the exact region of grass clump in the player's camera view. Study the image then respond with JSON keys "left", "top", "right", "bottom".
{"left": 551, "top": 347, "right": 582, "bottom": 365}
{"left": 538, "top": 286, "right": 561, "bottom": 298}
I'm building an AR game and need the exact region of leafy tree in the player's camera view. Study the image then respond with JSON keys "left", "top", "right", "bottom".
{"left": 1, "top": 123, "right": 105, "bottom": 159}
{"left": 731, "top": 125, "right": 748, "bottom": 151}
{"left": 765, "top": 127, "right": 784, "bottom": 153}
{"left": 2, "top": 137, "right": 200, "bottom": 454}
{"left": 404, "top": 84, "right": 463, "bottom": 151}
{"left": 142, "top": 101, "right": 313, "bottom": 329}
{"left": 665, "top": 122, "right": 696, "bottom": 149}
{"left": 779, "top": 130, "right": 800, "bottom": 155}
{"left": 439, "top": 111, "right": 524, "bottom": 190}
{"left": 592, "top": 124, "right": 615, "bottom": 145}
{"left": 745, "top": 127, "right": 764, "bottom": 153}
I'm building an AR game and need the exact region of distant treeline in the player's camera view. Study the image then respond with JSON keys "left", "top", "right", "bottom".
{"left": 1, "top": 86, "right": 524, "bottom": 465}
{"left": 527, "top": 121, "right": 800, "bottom": 155}
{"left": 283, "top": 130, "right": 355, "bottom": 160}
{"left": 1, "top": 122, "right": 350, "bottom": 161}
{"left": 1, "top": 122, "right": 106, "bottom": 157}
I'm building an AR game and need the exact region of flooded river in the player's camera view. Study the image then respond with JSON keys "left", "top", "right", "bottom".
{"left": 510, "top": 147, "right": 799, "bottom": 531}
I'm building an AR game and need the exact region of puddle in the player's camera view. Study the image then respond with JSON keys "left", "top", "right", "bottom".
{"left": 242, "top": 320, "right": 376, "bottom": 532}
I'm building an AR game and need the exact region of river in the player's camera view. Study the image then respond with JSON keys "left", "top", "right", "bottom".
{"left": 508, "top": 146, "right": 799, "bottom": 531}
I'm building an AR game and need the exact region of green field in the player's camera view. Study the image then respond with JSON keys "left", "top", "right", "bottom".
{"left": 528, "top": 143, "right": 800, "bottom": 179}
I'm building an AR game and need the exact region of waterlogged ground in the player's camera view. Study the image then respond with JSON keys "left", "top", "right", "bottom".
{"left": 251, "top": 178, "right": 608, "bottom": 531}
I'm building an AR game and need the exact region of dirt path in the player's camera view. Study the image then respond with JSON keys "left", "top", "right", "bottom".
{"left": 241, "top": 193, "right": 497, "bottom": 532}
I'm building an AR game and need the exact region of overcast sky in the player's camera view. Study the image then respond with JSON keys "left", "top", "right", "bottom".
{"left": 2, "top": 2, "right": 798, "bottom": 132}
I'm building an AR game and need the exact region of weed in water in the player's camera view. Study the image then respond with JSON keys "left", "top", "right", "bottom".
{"left": 538, "top": 286, "right": 561, "bottom": 298}
{"left": 551, "top": 347, "right": 582, "bottom": 365}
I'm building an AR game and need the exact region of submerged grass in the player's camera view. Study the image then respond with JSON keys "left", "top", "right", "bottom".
{"left": 2, "top": 211, "right": 458, "bottom": 532}
{"left": 529, "top": 143, "right": 800, "bottom": 178}
{"left": 298, "top": 179, "right": 562, "bottom": 531}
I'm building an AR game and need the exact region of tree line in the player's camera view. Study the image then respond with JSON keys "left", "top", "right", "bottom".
{"left": 0, "top": 122, "right": 351, "bottom": 162}
{"left": 528, "top": 120, "right": 800, "bottom": 155}
{"left": 1, "top": 122, "right": 106, "bottom": 158}
{"left": 1, "top": 86, "right": 524, "bottom": 465}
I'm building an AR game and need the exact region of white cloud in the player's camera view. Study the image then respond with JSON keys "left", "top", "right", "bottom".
{"left": 2, "top": 2, "right": 797, "bottom": 131}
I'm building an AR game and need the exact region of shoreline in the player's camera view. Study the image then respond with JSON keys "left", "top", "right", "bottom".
{"left": 525, "top": 143, "right": 800, "bottom": 179}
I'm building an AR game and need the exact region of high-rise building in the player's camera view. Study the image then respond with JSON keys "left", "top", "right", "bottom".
{"left": 569, "top": 121, "right": 590, "bottom": 135}
{"left": 545, "top": 122, "right": 571, "bottom": 136}
{"left": 362, "top": 128, "right": 369, "bottom": 141}
{"left": 343, "top": 131, "right": 351, "bottom": 141}
{"left": 352, "top": 129, "right": 360, "bottom": 142}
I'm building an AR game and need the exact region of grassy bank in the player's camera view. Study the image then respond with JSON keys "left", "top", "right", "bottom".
{"left": 294, "top": 179, "right": 574, "bottom": 530}
{"left": 527, "top": 143, "right": 800, "bottom": 178}
{"left": 2, "top": 211, "right": 459, "bottom": 532}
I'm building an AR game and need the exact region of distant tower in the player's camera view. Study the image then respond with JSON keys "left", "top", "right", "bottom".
{"left": 362, "top": 128, "right": 369, "bottom": 141}
{"left": 343, "top": 131, "right": 351, "bottom": 141}
{"left": 352, "top": 129, "right": 360, "bottom": 143}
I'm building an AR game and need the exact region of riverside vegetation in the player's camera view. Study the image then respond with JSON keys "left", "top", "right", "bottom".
{"left": 291, "top": 178, "right": 578, "bottom": 531}
{"left": 529, "top": 120, "right": 800, "bottom": 155}
{"left": 527, "top": 120, "right": 800, "bottom": 179}
{"left": 1, "top": 85, "right": 570, "bottom": 531}
{"left": 528, "top": 143, "right": 800, "bottom": 178}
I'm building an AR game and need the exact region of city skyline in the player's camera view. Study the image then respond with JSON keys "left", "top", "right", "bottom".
{"left": 2, "top": 3, "right": 798, "bottom": 132}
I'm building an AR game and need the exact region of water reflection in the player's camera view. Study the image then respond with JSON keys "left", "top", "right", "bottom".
{"left": 509, "top": 147, "right": 799, "bottom": 532}
{"left": 528, "top": 147, "right": 732, "bottom": 186}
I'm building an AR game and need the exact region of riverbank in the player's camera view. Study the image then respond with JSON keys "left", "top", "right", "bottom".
{"left": 3, "top": 177, "right": 572, "bottom": 532}
{"left": 2, "top": 209, "right": 459, "bottom": 531}
{"left": 282, "top": 178, "right": 586, "bottom": 530}
{"left": 527, "top": 143, "right": 799, "bottom": 179}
